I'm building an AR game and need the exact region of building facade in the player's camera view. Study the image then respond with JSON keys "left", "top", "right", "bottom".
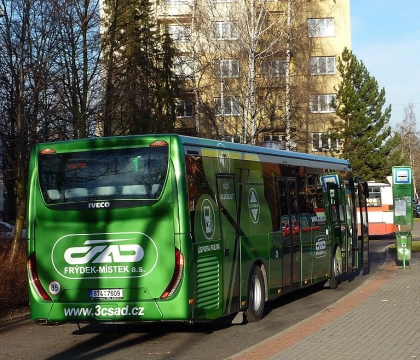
{"left": 156, "top": 0, "right": 351, "bottom": 153}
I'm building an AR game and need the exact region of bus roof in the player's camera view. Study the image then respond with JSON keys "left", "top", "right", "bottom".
{"left": 178, "top": 135, "right": 351, "bottom": 170}
{"left": 32, "top": 133, "right": 351, "bottom": 171}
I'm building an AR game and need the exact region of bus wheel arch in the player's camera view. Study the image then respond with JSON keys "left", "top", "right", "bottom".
{"left": 244, "top": 264, "right": 266, "bottom": 322}
{"left": 329, "top": 245, "right": 342, "bottom": 289}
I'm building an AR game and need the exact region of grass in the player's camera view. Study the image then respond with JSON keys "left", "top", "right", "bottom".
{"left": 0, "top": 241, "right": 29, "bottom": 317}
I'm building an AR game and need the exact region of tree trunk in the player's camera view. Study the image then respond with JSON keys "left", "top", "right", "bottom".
{"left": 8, "top": 0, "right": 29, "bottom": 263}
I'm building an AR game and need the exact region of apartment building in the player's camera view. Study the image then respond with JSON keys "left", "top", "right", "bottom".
{"left": 156, "top": 0, "right": 351, "bottom": 153}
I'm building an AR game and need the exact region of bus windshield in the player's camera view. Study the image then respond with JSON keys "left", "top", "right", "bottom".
{"left": 38, "top": 146, "right": 169, "bottom": 204}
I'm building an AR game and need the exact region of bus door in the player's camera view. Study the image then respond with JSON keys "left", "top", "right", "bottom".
{"left": 278, "top": 178, "right": 300, "bottom": 292}
{"left": 341, "top": 180, "right": 356, "bottom": 272}
{"left": 216, "top": 175, "right": 240, "bottom": 315}
{"left": 357, "top": 181, "right": 369, "bottom": 269}
{"left": 326, "top": 183, "right": 342, "bottom": 251}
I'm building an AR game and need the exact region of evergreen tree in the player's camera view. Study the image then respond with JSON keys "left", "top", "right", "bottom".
{"left": 154, "top": 31, "right": 179, "bottom": 133}
{"left": 101, "top": 0, "right": 178, "bottom": 135}
{"left": 331, "top": 48, "right": 405, "bottom": 182}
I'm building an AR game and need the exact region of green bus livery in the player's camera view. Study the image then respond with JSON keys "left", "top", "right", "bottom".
{"left": 27, "top": 134, "right": 369, "bottom": 325}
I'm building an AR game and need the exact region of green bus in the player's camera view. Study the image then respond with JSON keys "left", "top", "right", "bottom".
{"left": 27, "top": 134, "right": 369, "bottom": 325}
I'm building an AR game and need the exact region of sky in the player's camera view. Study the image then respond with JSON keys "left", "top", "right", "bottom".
{"left": 350, "top": 0, "right": 420, "bottom": 129}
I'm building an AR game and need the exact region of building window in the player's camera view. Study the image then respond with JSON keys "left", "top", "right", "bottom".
{"left": 168, "top": 25, "right": 191, "bottom": 42}
{"left": 310, "top": 56, "right": 335, "bottom": 75}
{"left": 308, "top": 18, "right": 334, "bottom": 37}
{"left": 173, "top": 56, "right": 194, "bottom": 78}
{"left": 215, "top": 59, "right": 240, "bottom": 78}
{"left": 261, "top": 59, "right": 287, "bottom": 77}
{"left": 212, "top": 22, "right": 238, "bottom": 40}
{"left": 310, "top": 94, "right": 335, "bottom": 113}
{"left": 312, "top": 133, "right": 338, "bottom": 151}
{"left": 215, "top": 97, "right": 240, "bottom": 116}
{"left": 176, "top": 100, "right": 194, "bottom": 118}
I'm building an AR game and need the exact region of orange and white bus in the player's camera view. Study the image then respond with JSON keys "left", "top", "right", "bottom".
{"left": 363, "top": 181, "right": 394, "bottom": 236}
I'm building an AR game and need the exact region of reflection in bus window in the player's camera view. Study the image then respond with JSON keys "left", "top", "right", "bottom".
{"left": 38, "top": 147, "right": 168, "bottom": 204}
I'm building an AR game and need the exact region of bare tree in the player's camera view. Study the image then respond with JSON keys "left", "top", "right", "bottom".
{"left": 0, "top": 0, "right": 35, "bottom": 262}
{"left": 160, "top": 0, "right": 327, "bottom": 148}
{"left": 0, "top": 0, "right": 101, "bottom": 262}
{"left": 166, "top": 0, "right": 292, "bottom": 143}
{"left": 52, "top": 0, "right": 102, "bottom": 139}
{"left": 397, "top": 104, "right": 420, "bottom": 198}
{"left": 205, "top": 0, "right": 290, "bottom": 144}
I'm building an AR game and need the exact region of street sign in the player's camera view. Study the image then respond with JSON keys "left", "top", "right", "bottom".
{"left": 392, "top": 166, "right": 413, "bottom": 268}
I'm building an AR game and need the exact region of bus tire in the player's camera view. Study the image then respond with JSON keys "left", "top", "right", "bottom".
{"left": 329, "top": 247, "right": 341, "bottom": 289}
{"left": 245, "top": 266, "right": 265, "bottom": 322}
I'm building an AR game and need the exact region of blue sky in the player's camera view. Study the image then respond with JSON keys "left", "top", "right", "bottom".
{"left": 350, "top": 0, "right": 420, "bottom": 128}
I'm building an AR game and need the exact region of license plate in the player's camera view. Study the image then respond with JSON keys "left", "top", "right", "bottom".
{"left": 89, "top": 289, "right": 123, "bottom": 299}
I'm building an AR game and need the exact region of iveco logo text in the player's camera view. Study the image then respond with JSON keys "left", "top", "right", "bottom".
{"left": 88, "top": 202, "right": 110, "bottom": 208}
{"left": 64, "top": 241, "right": 144, "bottom": 265}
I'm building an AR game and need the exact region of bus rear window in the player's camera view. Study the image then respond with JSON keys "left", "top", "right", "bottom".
{"left": 38, "top": 147, "right": 168, "bottom": 205}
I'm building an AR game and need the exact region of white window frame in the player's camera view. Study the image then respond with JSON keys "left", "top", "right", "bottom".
{"left": 168, "top": 25, "right": 191, "bottom": 42}
{"left": 312, "top": 133, "right": 339, "bottom": 151}
{"left": 214, "top": 97, "right": 240, "bottom": 116}
{"left": 173, "top": 56, "right": 194, "bottom": 78}
{"left": 310, "top": 94, "right": 335, "bottom": 113}
{"left": 212, "top": 22, "right": 238, "bottom": 40}
{"left": 310, "top": 56, "right": 335, "bottom": 75}
{"left": 176, "top": 100, "right": 194, "bottom": 118}
{"left": 261, "top": 59, "right": 287, "bottom": 77}
{"left": 215, "top": 59, "right": 240, "bottom": 78}
{"left": 308, "top": 18, "right": 334, "bottom": 37}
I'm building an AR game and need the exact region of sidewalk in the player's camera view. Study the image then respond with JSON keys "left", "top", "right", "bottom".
{"left": 228, "top": 223, "right": 420, "bottom": 360}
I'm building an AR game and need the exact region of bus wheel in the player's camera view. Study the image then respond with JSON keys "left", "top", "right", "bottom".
{"left": 245, "top": 266, "right": 265, "bottom": 322}
{"left": 330, "top": 247, "right": 341, "bottom": 289}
